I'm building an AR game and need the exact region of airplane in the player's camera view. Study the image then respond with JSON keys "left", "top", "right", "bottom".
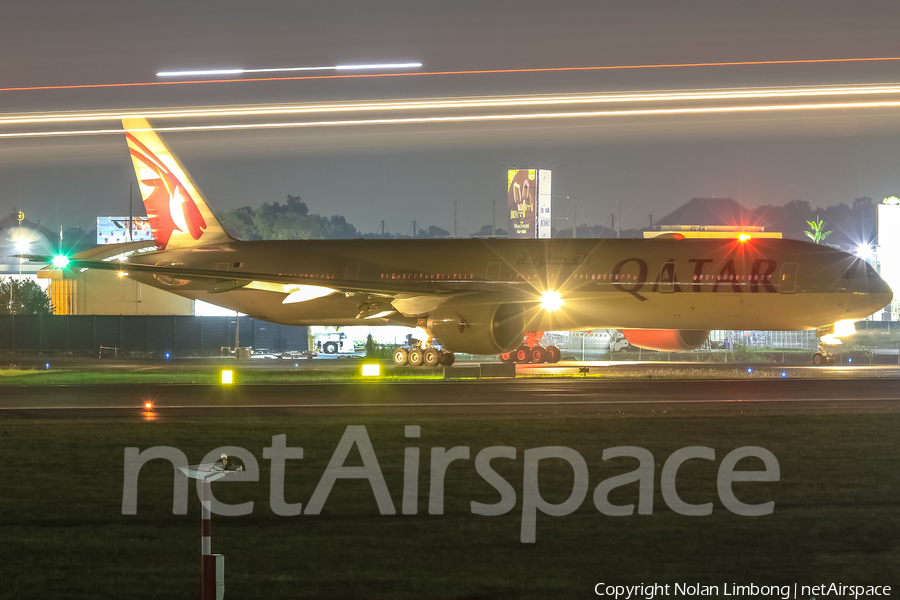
{"left": 27, "top": 118, "right": 893, "bottom": 367}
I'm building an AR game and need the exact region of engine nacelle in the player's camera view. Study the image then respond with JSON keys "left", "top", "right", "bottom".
{"left": 427, "top": 295, "right": 525, "bottom": 355}
{"left": 621, "top": 329, "right": 710, "bottom": 352}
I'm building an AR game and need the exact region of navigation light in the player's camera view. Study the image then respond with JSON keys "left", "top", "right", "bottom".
{"left": 51, "top": 255, "right": 69, "bottom": 268}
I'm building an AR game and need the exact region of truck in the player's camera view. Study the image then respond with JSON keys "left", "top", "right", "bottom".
{"left": 313, "top": 330, "right": 356, "bottom": 354}
{"left": 608, "top": 331, "right": 631, "bottom": 352}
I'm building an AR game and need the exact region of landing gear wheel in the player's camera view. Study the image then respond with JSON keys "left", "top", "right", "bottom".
{"left": 500, "top": 352, "right": 515, "bottom": 363}
{"left": 813, "top": 352, "right": 825, "bottom": 366}
{"left": 408, "top": 347, "right": 424, "bottom": 366}
{"left": 423, "top": 347, "right": 442, "bottom": 367}
{"left": 323, "top": 341, "right": 338, "bottom": 354}
{"left": 393, "top": 347, "right": 409, "bottom": 366}
{"left": 546, "top": 345, "right": 561, "bottom": 364}
{"left": 531, "top": 346, "right": 548, "bottom": 364}
{"left": 514, "top": 345, "right": 531, "bottom": 363}
{"left": 440, "top": 351, "right": 455, "bottom": 366}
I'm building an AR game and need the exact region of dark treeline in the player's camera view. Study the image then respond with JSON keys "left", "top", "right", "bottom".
{"left": 218, "top": 195, "right": 453, "bottom": 240}
{"left": 214, "top": 195, "right": 881, "bottom": 247}
{"left": 754, "top": 197, "right": 877, "bottom": 247}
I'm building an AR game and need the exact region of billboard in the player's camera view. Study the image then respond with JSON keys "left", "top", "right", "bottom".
{"left": 877, "top": 201, "right": 900, "bottom": 318}
{"left": 507, "top": 169, "right": 551, "bottom": 239}
{"left": 96, "top": 217, "right": 154, "bottom": 245}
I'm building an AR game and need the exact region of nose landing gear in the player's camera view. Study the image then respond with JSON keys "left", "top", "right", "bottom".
{"left": 500, "top": 331, "right": 561, "bottom": 364}
{"left": 812, "top": 341, "right": 835, "bottom": 365}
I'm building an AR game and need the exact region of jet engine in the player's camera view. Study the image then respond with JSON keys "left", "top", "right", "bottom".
{"left": 427, "top": 295, "right": 525, "bottom": 355}
{"left": 621, "top": 329, "right": 710, "bottom": 352}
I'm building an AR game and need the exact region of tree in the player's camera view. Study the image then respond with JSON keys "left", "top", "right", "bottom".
{"left": 0, "top": 278, "right": 53, "bottom": 315}
{"left": 216, "top": 195, "right": 361, "bottom": 240}
{"left": 472, "top": 224, "right": 508, "bottom": 237}
{"left": 805, "top": 217, "right": 833, "bottom": 244}
{"left": 421, "top": 225, "right": 450, "bottom": 238}
{"left": 218, "top": 206, "right": 256, "bottom": 240}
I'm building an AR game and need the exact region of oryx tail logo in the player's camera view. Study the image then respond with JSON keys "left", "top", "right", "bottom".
{"left": 126, "top": 132, "right": 207, "bottom": 249}
{"left": 456, "top": 313, "right": 470, "bottom": 334}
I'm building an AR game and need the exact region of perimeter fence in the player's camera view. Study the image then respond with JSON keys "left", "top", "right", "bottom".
{"left": 0, "top": 315, "right": 308, "bottom": 357}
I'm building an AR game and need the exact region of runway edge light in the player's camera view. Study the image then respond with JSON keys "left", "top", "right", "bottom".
{"left": 221, "top": 370, "right": 234, "bottom": 384}
{"left": 361, "top": 363, "right": 381, "bottom": 377}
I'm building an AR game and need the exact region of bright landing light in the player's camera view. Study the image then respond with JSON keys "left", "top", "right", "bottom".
{"left": 855, "top": 244, "right": 873, "bottom": 260}
{"left": 821, "top": 319, "right": 858, "bottom": 345}
{"left": 541, "top": 291, "right": 563, "bottom": 311}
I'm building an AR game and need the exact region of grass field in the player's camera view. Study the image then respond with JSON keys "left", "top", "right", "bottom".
{"left": 0, "top": 364, "right": 886, "bottom": 385}
{"left": 1, "top": 410, "right": 897, "bottom": 598}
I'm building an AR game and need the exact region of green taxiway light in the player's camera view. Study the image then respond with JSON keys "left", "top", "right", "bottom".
{"left": 51, "top": 255, "right": 70, "bottom": 268}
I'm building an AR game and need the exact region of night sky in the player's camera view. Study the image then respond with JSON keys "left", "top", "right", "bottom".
{"left": 4, "top": 1, "right": 900, "bottom": 235}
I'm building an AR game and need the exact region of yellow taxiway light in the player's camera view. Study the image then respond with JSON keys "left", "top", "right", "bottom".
{"left": 221, "top": 369, "right": 234, "bottom": 384}
{"left": 361, "top": 364, "right": 381, "bottom": 377}
{"left": 540, "top": 291, "right": 564, "bottom": 311}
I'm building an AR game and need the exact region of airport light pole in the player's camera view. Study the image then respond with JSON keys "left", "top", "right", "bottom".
{"left": 179, "top": 455, "right": 243, "bottom": 600}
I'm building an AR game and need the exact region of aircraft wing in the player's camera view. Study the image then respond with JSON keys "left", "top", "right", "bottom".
{"left": 21, "top": 255, "right": 458, "bottom": 298}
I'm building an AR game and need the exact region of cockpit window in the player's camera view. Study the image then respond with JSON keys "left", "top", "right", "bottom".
{"left": 841, "top": 259, "right": 877, "bottom": 280}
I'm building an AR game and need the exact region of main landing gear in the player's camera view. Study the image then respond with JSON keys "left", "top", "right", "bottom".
{"left": 393, "top": 346, "right": 455, "bottom": 367}
{"left": 499, "top": 331, "right": 561, "bottom": 364}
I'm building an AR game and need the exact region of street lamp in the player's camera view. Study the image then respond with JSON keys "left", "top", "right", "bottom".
{"left": 179, "top": 455, "right": 244, "bottom": 600}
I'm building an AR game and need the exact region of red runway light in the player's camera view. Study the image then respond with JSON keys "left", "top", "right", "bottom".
{"left": 144, "top": 402, "right": 153, "bottom": 410}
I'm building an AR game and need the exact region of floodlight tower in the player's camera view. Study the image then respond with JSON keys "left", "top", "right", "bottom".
{"left": 179, "top": 455, "right": 243, "bottom": 600}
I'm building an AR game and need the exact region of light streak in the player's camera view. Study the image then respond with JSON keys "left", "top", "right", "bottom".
{"left": 3, "top": 99, "right": 900, "bottom": 139}
{"left": 156, "top": 62, "right": 422, "bottom": 77}
{"left": 5, "top": 83, "right": 900, "bottom": 126}
{"left": 3, "top": 56, "right": 900, "bottom": 93}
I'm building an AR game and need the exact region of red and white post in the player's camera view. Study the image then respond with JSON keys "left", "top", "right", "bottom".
{"left": 201, "top": 480, "right": 215, "bottom": 600}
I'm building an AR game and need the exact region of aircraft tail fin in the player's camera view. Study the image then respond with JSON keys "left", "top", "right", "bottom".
{"left": 122, "top": 118, "right": 233, "bottom": 249}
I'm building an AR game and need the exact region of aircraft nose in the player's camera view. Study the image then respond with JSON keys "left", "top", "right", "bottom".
{"left": 865, "top": 273, "right": 893, "bottom": 313}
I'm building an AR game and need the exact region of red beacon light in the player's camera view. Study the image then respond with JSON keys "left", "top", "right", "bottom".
{"left": 737, "top": 233, "right": 752, "bottom": 242}
{"left": 144, "top": 402, "right": 153, "bottom": 410}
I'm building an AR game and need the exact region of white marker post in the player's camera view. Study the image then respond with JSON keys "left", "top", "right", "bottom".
{"left": 179, "top": 455, "right": 243, "bottom": 600}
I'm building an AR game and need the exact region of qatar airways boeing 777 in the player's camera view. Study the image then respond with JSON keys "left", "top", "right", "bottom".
{"left": 28, "top": 119, "right": 893, "bottom": 366}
